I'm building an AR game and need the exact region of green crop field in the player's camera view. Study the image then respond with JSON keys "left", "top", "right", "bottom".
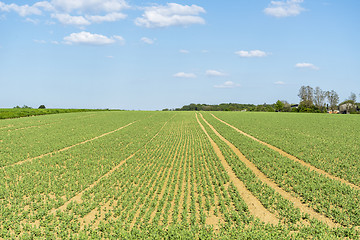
{"left": 0, "top": 111, "right": 359, "bottom": 239}
{"left": 0, "top": 108, "right": 109, "bottom": 120}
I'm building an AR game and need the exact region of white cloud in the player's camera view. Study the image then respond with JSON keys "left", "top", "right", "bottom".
{"left": 0, "top": 2, "right": 42, "bottom": 16}
{"left": 135, "top": 3, "right": 206, "bottom": 28}
{"left": 173, "top": 72, "right": 197, "bottom": 78}
{"left": 86, "top": 12, "right": 126, "bottom": 23}
{"left": 264, "top": 0, "right": 305, "bottom": 18}
{"left": 179, "top": 49, "right": 190, "bottom": 54}
{"left": 295, "top": 62, "right": 319, "bottom": 70}
{"left": 113, "top": 35, "right": 125, "bottom": 45}
{"left": 25, "top": 18, "right": 39, "bottom": 24}
{"left": 34, "top": 39, "right": 46, "bottom": 44}
{"left": 206, "top": 70, "right": 227, "bottom": 77}
{"left": 63, "top": 31, "right": 124, "bottom": 45}
{"left": 274, "top": 81, "right": 285, "bottom": 85}
{"left": 51, "top": 13, "right": 90, "bottom": 26}
{"left": 0, "top": 0, "right": 129, "bottom": 25}
{"left": 52, "top": 12, "right": 126, "bottom": 26}
{"left": 214, "top": 81, "right": 241, "bottom": 88}
{"left": 34, "top": 1, "right": 55, "bottom": 12}
{"left": 50, "top": 0, "right": 129, "bottom": 13}
{"left": 235, "top": 50, "right": 268, "bottom": 58}
{"left": 141, "top": 37, "right": 155, "bottom": 44}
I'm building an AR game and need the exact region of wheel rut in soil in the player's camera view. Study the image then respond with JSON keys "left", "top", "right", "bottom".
{"left": 202, "top": 113, "right": 340, "bottom": 228}
{"left": 196, "top": 113, "right": 279, "bottom": 225}
{"left": 1, "top": 121, "right": 137, "bottom": 170}
{"left": 211, "top": 113, "right": 360, "bottom": 191}
{"left": 50, "top": 115, "right": 175, "bottom": 216}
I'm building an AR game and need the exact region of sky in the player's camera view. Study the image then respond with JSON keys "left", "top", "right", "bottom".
{"left": 0, "top": 0, "right": 359, "bottom": 110}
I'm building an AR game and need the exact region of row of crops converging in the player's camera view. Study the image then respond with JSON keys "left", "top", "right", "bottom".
{"left": 0, "top": 111, "right": 359, "bottom": 239}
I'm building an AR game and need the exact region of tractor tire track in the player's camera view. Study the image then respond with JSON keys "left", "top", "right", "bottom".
{"left": 211, "top": 113, "right": 360, "bottom": 191}
{"left": 201, "top": 113, "right": 340, "bottom": 228}
{"left": 196, "top": 113, "right": 279, "bottom": 225}
{"left": 50, "top": 115, "right": 175, "bottom": 215}
{"left": 1, "top": 121, "right": 137, "bottom": 170}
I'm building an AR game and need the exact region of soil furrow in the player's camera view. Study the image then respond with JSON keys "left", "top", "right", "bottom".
{"left": 202, "top": 113, "right": 339, "bottom": 228}
{"left": 195, "top": 126, "right": 224, "bottom": 229}
{"left": 50, "top": 116, "right": 174, "bottom": 215}
{"left": 196, "top": 113, "right": 279, "bottom": 225}
{"left": 211, "top": 113, "right": 360, "bottom": 191}
{"left": 1, "top": 121, "right": 137, "bottom": 170}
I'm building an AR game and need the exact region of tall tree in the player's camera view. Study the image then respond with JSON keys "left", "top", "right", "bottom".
{"left": 274, "top": 100, "right": 285, "bottom": 112}
{"left": 314, "top": 87, "right": 327, "bottom": 111}
{"left": 298, "top": 85, "right": 314, "bottom": 108}
{"left": 349, "top": 92, "right": 357, "bottom": 103}
{"left": 282, "top": 100, "right": 291, "bottom": 112}
{"left": 327, "top": 90, "right": 339, "bottom": 111}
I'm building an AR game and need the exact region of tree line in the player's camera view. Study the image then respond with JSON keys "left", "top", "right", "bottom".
{"left": 289, "top": 86, "right": 358, "bottom": 113}
{"left": 165, "top": 86, "right": 359, "bottom": 113}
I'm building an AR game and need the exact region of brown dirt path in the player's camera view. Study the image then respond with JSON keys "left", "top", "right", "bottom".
{"left": 210, "top": 113, "right": 360, "bottom": 191}
{"left": 7, "top": 124, "right": 50, "bottom": 132}
{"left": 50, "top": 152, "right": 136, "bottom": 215}
{"left": 50, "top": 115, "right": 175, "bottom": 215}
{"left": 196, "top": 113, "right": 279, "bottom": 225}
{"left": 201, "top": 113, "right": 340, "bottom": 228}
{"left": 0, "top": 124, "right": 14, "bottom": 130}
{"left": 1, "top": 121, "right": 137, "bottom": 170}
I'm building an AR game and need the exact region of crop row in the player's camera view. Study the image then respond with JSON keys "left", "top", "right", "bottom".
{"left": 45, "top": 113, "right": 260, "bottom": 238}
{"left": 0, "top": 112, "right": 174, "bottom": 238}
{"left": 1, "top": 111, "right": 358, "bottom": 239}
{"left": 198, "top": 113, "right": 358, "bottom": 239}
{"left": 211, "top": 112, "right": 360, "bottom": 186}
{"left": 202, "top": 113, "right": 360, "bottom": 229}
{"left": 0, "top": 111, "right": 154, "bottom": 167}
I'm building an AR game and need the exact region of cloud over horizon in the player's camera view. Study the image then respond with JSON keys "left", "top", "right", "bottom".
{"left": 214, "top": 81, "right": 241, "bottom": 88}
{"left": 274, "top": 81, "right": 286, "bottom": 85}
{"left": 179, "top": 49, "right": 190, "bottom": 54}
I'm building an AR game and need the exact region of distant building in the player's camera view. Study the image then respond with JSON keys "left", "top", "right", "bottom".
{"left": 291, "top": 104, "right": 299, "bottom": 109}
{"left": 339, "top": 103, "right": 356, "bottom": 114}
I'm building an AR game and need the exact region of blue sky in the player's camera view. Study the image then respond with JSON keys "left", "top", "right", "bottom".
{"left": 0, "top": 0, "right": 359, "bottom": 110}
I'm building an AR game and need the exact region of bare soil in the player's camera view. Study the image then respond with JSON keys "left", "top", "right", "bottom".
{"left": 196, "top": 113, "right": 279, "bottom": 225}
{"left": 205, "top": 113, "right": 340, "bottom": 228}
{"left": 50, "top": 116, "right": 174, "bottom": 215}
{"left": 2, "top": 121, "right": 137, "bottom": 170}
{"left": 211, "top": 114, "right": 360, "bottom": 191}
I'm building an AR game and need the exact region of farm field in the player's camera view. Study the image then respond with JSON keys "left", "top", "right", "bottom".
{"left": 0, "top": 108, "right": 108, "bottom": 120}
{"left": 207, "top": 112, "right": 360, "bottom": 185}
{"left": 0, "top": 111, "right": 359, "bottom": 239}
